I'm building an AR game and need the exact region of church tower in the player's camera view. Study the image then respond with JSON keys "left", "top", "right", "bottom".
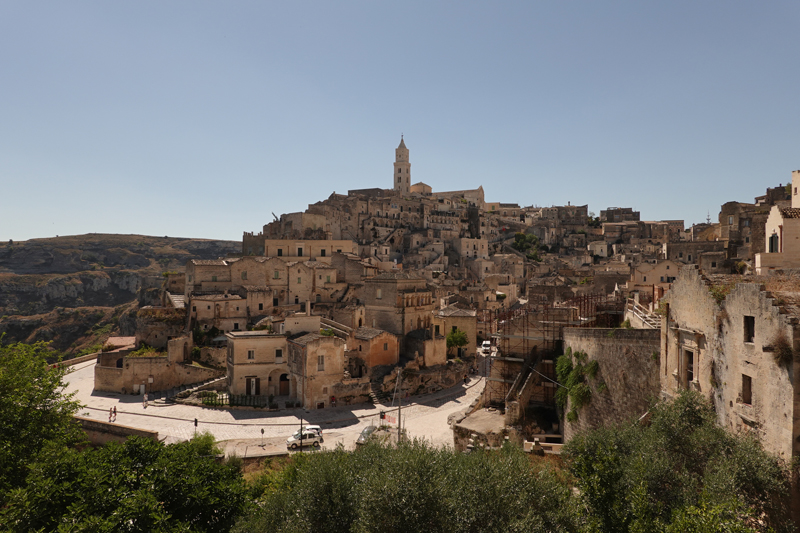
{"left": 393, "top": 136, "right": 410, "bottom": 194}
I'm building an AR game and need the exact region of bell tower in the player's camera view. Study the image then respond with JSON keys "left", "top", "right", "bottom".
{"left": 393, "top": 136, "right": 410, "bottom": 194}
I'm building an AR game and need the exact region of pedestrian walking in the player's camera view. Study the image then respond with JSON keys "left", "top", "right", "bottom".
{"left": 112, "top": 406, "right": 117, "bottom": 422}
{"left": 464, "top": 374, "right": 469, "bottom": 385}
{"left": 143, "top": 392, "right": 148, "bottom": 408}
{"left": 109, "top": 407, "right": 113, "bottom": 422}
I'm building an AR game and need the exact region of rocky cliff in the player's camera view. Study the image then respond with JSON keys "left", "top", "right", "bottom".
{"left": 0, "top": 234, "right": 240, "bottom": 354}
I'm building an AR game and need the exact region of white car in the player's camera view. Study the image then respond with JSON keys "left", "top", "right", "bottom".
{"left": 302, "top": 425, "right": 322, "bottom": 437}
{"left": 481, "top": 341, "right": 492, "bottom": 354}
{"left": 287, "top": 429, "right": 323, "bottom": 449}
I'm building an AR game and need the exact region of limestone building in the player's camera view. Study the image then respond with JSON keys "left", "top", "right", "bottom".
{"left": 393, "top": 136, "right": 411, "bottom": 194}
{"left": 660, "top": 266, "right": 800, "bottom": 462}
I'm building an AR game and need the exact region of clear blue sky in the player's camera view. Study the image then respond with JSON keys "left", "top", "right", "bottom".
{"left": 2, "top": 1, "right": 798, "bottom": 242}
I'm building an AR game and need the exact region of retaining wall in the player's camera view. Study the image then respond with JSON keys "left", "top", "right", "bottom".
{"left": 562, "top": 327, "right": 660, "bottom": 441}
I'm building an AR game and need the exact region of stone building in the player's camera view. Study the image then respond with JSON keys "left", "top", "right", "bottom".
{"left": 288, "top": 332, "right": 346, "bottom": 409}
{"left": 660, "top": 266, "right": 800, "bottom": 463}
{"left": 226, "top": 331, "right": 291, "bottom": 397}
{"left": 393, "top": 136, "right": 411, "bottom": 194}
{"left": 362, "top": 272, "right": 435, "bottom": 337}
{"left": 600, "top": 207, "right": 640, "bottom": 222}
{"left": 263, "top": 239, "right": 357, "bottom": 262}
{"left": 94, "top": 337, "right": 221, "bottom": 395}
{"left": 434, "top": 305, "right": 478, "bottom": 359}
{"left": 189, "top": 293, "right": 247, "bottom": 333}
{"left": 349, "top": 327, "right": 400, "bottom": 369}
{"left": 756, "top": 171, "right": 800, "bottom": 274}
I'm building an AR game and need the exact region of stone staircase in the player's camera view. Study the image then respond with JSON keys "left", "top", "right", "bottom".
{"left": 155, "top": 376, "right": 227, "bottom": 404}
{"left": 626, "top": 300, "right": 660, "bottom": 329}
{"left": 369, "top": 380, "right": 391, "bottom": 405}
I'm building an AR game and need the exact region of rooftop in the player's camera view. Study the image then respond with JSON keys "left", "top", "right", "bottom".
{"left": 353, "top": 327, "right": 386, "bottom": 340}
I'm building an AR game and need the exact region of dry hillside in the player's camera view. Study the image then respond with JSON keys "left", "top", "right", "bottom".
{"left": 0, "top": 234, "right": 239, "bottom": 355}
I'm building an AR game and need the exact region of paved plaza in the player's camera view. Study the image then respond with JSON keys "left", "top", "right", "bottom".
{"left": 64, "top": 360, "right": 485, "bottom": 456}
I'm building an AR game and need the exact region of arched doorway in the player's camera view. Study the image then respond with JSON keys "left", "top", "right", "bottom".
{"left": 279, "top": 374, "right": 290, "bottom": 396}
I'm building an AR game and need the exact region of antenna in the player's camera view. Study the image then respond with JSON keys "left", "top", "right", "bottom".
{"left": 272, "top": 212, "right": 279, "bottom": 222}
{"left": 706, "top": 211, "right": 711, "bottom": 225}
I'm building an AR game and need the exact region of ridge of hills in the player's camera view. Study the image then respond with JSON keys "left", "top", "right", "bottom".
{"left": 0, "top": 234, "right": 240, "bottom": 355}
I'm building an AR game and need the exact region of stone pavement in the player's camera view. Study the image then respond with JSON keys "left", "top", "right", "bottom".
{"left": 64, "top": 360, "right": 485, "bottom": 455}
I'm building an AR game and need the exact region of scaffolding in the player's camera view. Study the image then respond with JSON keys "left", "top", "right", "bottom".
{"left": 480, "top": 293, "right": 624, "bottom": 408}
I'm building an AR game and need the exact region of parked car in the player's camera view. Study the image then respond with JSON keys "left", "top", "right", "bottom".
{"left": 287, "top": 429, "right": 323, "bottom": 449}
{"left": 302, "top": 425, "right": 322, "bottom": 437}
{"left": 355, "top": 425, "right": 378, "bottom": 445}
{"left": 481, "top": 341, "right": 492, "bottom": 354}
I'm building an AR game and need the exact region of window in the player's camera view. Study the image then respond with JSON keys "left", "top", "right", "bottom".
{"left": 684, "top": 349, "right": 694, "bottom": 384}
{"left": 234, "top": 323, "right": 239, "bottom": 331}
{"left": 711, "top": 262, "right": 717, "bottom": 268}
{"left": 679, "top": 252, "right": 683, "bottom": 258}
{"left": 383, "top": 342, "right": 388, "bottom": 351}
{"left": 273, "top": 297, "right": 279, "bottom": 306}
{"left": 688, "top": 255, "right": 692, "bottom": 262}
{"left": 258, "top": 303, "right": 263, "bottom": 310}
{"left": 277, "top": 249, "right": 283, "bottom": 256}
{"left": 728, "top": 216, "right": 734, "bottom": 225}
{"left": 316, "top": 294, "right": 321, "bottom": 303}
{"left": 207, "top": 305, "right": 211, "bottom": 310}
{"left": 320, "top": 249, "right": 326, "bottom": 257}
{"left": 376, "top": 288, "right": 382, "bottom": 299}
{"left": 452, "top": 326, "right": 457, "bottom": 333}
{"left": 643, "top": 276, "right": 647, "bottom": 282}
{"left": 274, "top": 270, "right": 280, "bottom": 279}
{"left": 212, "top": 276, "right": 217, "bottom": 282}
{"left": 769, "top": 234, "right": 778, "bottom": 253}
{"left": 297, "top": 277, "right": 302, "bottom": 284}
{"left": 241, "top": 271, "right": 247, "bottom": 280}
{"left": 297, "top": 248, "right": 303, "bottom": 256}
{"left": 276, "top": 349, "right": 283, "bottom": 360}
{"left": 326, "top": 275, "right": 331, "bottom": 283}
{"left": 247, "top": 350, "right": 255, "bottom": 360}
{"left": 317, "top": 355, "right": 325, "bottom": 371}
{"left": 742, "top": 374, "right": 752, "bottom": 404}
{"left": 666, "top": 265, "right": 670, "bottom": 270}
{"left": 744, "top": 316, "right": 755, "bottom": 343}
{"left": 192, "top": 306, "right": 196, "bottom": 312}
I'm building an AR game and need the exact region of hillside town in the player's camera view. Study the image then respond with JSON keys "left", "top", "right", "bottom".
{"left": 83, "top": 138, "right": 800, "bottom": 469}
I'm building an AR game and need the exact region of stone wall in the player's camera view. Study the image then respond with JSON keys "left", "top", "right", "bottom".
{"left": 94, "top": 356, "right": 223, "bottom": 394}
{"left": 75, "top": 416, "right": 159, "bottom": 446}
{"left": 563, "top": 327, "right": 661, "bottom": 441}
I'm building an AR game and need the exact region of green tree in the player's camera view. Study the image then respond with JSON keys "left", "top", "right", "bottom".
{"left": 564, "top": 390, "right": 792, "bottom": 533}
{"left": 234, "top": 440, "right": 581, "bottom": 533}
{"left": 0, "top": 339, "right": 83, "bottom": 498}
{"left": 446, "top": 328, "right": 469, "bottom": 358}
{"left": 2, "top": 433, "right": 249, "bottom": 533}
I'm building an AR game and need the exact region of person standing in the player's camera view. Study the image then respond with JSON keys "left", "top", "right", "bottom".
{"left": 109, "top": 407, "right": 113, "bottom": 422}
